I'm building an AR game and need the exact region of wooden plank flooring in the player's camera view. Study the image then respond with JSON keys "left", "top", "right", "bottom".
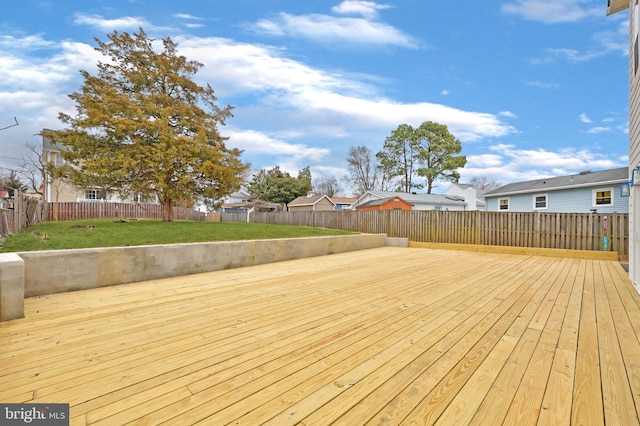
{"left": 1, "top": 246, "right": 639, "bottom": 425}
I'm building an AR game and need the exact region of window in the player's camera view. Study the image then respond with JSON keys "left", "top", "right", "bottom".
{"left": 533, "top": 194, "right": 548, "bottom": 210}
{"left": 593, "top": 188, "right": 613, "bottom": 206}
{"left": 55, "top": 153, "right": 65, "bottom": 167}
{"left": 132, "top": 193, "right": 147, "bottom": 203}
{"left": 85, "top": 189, "right": 106, "bottom": 200}
{"left": 498, "top": 198, "right": 509, "bottom": 211}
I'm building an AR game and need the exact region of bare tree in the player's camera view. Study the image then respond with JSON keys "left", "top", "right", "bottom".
{"left": 17, "top": 142, "right": 46, "bottom": 196}
{"left": 346, "top": 145, "right": 380, "bottom": 196}
{"left": 467, "top": 176, "right": 502, "bottom": 193}
{"left": 314, "top": 175, "right": 343, "bottom": 197}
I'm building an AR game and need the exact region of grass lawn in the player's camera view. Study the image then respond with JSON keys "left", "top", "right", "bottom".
{"left": 0, "top": 219, "right": 356, "bottom": 253}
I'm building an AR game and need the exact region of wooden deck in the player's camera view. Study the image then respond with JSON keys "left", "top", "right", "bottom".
{"left": 1, "top": 246, "right": 639, "bottom": 425}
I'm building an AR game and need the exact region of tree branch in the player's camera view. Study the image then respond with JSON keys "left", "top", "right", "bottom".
{"left": 0, "top": 117, "right": 19, "bottom": 131}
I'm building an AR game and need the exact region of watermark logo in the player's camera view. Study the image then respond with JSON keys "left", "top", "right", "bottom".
{"left": 1, "top": 404, "right": 69, "bottom": 425}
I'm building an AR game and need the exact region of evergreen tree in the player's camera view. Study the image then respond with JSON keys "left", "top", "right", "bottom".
{"left": 45, "top": 29, "right": 248, "bottom": 221}
{"left": 248, "top": 166, "right": 312, "bottom": 205}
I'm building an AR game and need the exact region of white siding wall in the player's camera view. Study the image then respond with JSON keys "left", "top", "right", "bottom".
{"left": 630, "top": 0, "right": 640, "bottom": 290}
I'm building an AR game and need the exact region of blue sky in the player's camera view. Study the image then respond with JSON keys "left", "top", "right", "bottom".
{"left": 0, "top": 0, "right": 630, "bottom": 194}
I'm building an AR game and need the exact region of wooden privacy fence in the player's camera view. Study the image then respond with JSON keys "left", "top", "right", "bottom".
{"left": 43, "top": 202, "right": 205, "bottom": 222}
{"left": 1, "top": 199, "right": 205, "bottom": 236}
{"left": 0, "top": 208, "right": 12, "bottom": 237}
{"left": 221, "top": 210, "right": 629, "bottom": 257}
{"left": 0, "top": 192, "right": 43, "bottom": 236}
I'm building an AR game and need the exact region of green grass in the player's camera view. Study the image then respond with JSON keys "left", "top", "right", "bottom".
{"left": 0, "top": 219, "right": 356, "bottom": 252}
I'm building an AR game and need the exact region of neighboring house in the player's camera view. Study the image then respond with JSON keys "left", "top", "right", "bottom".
{"left": 608, "top": 0, "right": 640, "bottom": 290}
{"left": 287, "top": 193, "right": 336, "bottom": 212}
{"left": 219, "top": 189, "right": 252, "bottom": 212}
{"left": 443, "top": 183, "right": 486, "bottom": 211}
{"left": 331, "top": 197, "right": 357, "bottom": 211}
{"left": 351, "top": 191, "right": 468, "bottom": 211}
{"left": 42, "top": 131, "right": 157, "bottom": 204}
{"left": 483, "top": 168, "right": 629, "bottom": 213}
{"left": 355, "top": 196, "right": 413, "bottom": 211}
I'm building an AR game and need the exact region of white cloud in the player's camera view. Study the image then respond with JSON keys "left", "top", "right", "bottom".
{"left": 489, "top": 143, "right": 620, "bottom": 170}
{"left": 331, "top": 1, "right": 392, "bottom": 19}
{"left": 530, "top": 20, "right": 628, "bottom": 63}
{"left": 226, "top": 129, "right": 330, "bottom": 162}
{"left": 174, "top": 13, "right": 204, "bottom": 21}
{"left": 502, "top": 0, "right": 601, "bottom": 24}
{"left": 0, "top": 39, "right": 100, "bottom": 93}
{"left": 290, "top": 91, "right": 515, "bottom": 141}
{"left": 441, "top": 90, "right": 449, "bottom": 96}
{"left": 176, "top": 36, "right": 515, "bottom": 142}
{"left": 499, "top": 111, "right": 518, "bottom": 119}
{"left": 587, "top": 126, "right": 611, "bottom": 134}
{"left": 466, "top": 154, "right": 504, "bottom": 168}
{"left": 546, "top": 47, "right": 602, "bottom": 62}
{"left": 0, "top": 34, "right": 54, "bottom": 50}
{"left": 460, "top": 143, "right": 623, "bottom": 184}
{"left": 73, "top": 13, "right": 154, "bottom": 32}
{"left": 174, "top": 13, "right": 206, "bottom": 28}
{"left": 580, "top": 113, "right": 592, "bottom": 123}
{"left": 250, "top": 12, "right": 418, "bottom": 48}
{"left": 524, "top": 80, "right": 558, "bottom": 89}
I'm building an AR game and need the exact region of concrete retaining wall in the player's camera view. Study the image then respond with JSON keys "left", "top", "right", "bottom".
{"left": 0, "top": 253, "right": 24, "bottom": 321}
{"left": 0, "top": 234, "right": 388, "bottom": 321}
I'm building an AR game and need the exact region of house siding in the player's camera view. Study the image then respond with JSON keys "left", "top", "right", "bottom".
{"left": 630, "top": 0, "right": 640, "bottom": 289}
{"left": 43, "top": 139, "right": 159, "bottom": 205}
{"left": 487, "top": 186, "right": 628, "bottom": 213}
{"left": 288, "top": 198, "right": 335, "bottom": 212}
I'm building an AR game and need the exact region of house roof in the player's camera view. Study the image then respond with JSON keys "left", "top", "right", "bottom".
{"left": 42, "top": 130, "right": 67, "bottom": 152}
{"left": 357, "top": 196, "right": 413, "bottom": 208}
{"left": 359, "top": 191, "right": 467, "bottom": 207}
{"left": 225, "top": 199, "right": 283, "bottom": 211}
{"left": 331, "top": 197, "right": 357, "bottom": 204}
{"left": 607, "top": 0, "right": 628, "bottom": 15}
{"left": 453, "top": 183, "right": 475, "bottom": 190}
{"left": 288, "top": 194, "right": 336, "bottom": 207}
{"left": 484, "top": 167, "right": 628, "bottom": 197}
{"left": 227, "top": 190, "right": 250, "bottom": 199}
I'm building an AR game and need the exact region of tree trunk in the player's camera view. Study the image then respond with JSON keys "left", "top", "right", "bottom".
{"left": 53, "top": 191, "right": 59, "bottom": 222}
{"left": 426, "top": 178, "right": 434, "bottom": 194}
{"left": 162, "top": 194, "right": 173, "bottom": 222}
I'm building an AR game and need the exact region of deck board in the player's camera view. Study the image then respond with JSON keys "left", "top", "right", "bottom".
{"left": 1, "top": 246, "right": 639, "bottom": 425}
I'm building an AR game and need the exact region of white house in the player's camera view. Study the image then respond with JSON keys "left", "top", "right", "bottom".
{"left": 219, "top": 188, "right": 251, "bottom": 212}
{"left": 350, "top": 191, "right": 469, "bottom": 211}
{"left": 483, "top": 168, "right": 629, "bottom": 213}
{"left": 442, "top": 184, "right": 486, "bottom": 211}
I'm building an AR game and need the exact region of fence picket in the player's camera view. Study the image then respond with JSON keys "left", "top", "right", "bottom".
{"left": 221, "top": 210, "right": 629, "bottom": 258}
